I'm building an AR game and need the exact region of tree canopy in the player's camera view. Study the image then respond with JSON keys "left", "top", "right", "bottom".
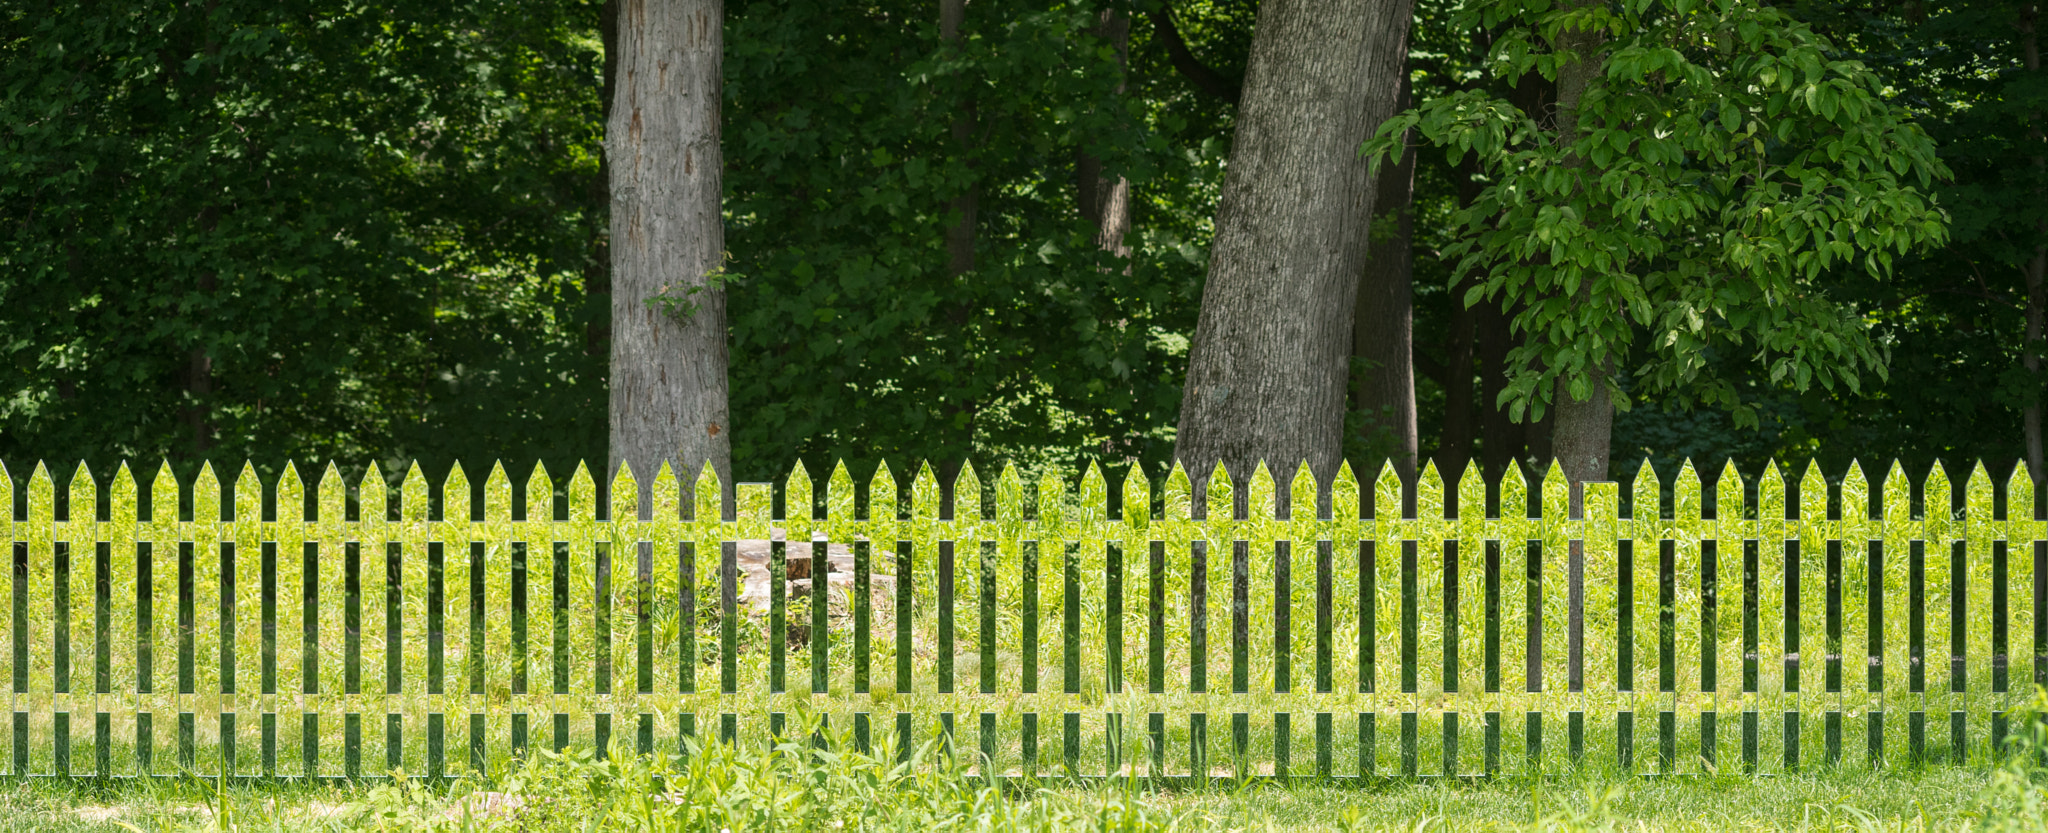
{"left": 3, "top": 0, "right": 2043, "bottom": 489}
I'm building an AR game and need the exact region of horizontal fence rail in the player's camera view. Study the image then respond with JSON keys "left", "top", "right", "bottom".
{"left": 0, "top": 456, "right": 2042, "bottom": 782}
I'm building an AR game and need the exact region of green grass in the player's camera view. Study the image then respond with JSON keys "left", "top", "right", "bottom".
{"left": 4, "top": 720, "right": 2043, "bottom": 832}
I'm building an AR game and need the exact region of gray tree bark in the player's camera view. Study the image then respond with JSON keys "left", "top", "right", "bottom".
{"left": 1173, "top": 0, "right": 1415, "bottom": 507}
{"left": 608, "top": 0, "right": 732, "bottom": 500}
{"left": 1351, "top": 73, "right": 1417, "bottom": 484}
{"left": 1546, "top": 2, "right": 1611, "bottom": 496}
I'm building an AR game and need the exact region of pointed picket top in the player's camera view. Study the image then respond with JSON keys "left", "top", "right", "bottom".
{"left": 2009, "top": 460, "right": 2036, "bottom": 527}
{"left": 1795, "top": 460, "right": 1825, "bottom": 531}
{"left": 1036, "top": 465, "right": 1067, "bottom": 538}
{"left": 189, "top": 460, "right": 219, "bottom": 524}
{"left": 1540, "top": 459, "right": 1569, "bottom": 525}
{"left": 1840, "top": 459, "right": 1870, "bottom": 527}
{"left": 736, "top": 478, "right": 773, "bottom": 540}
{"left": 1675, "top": 458, "right": 1702, "bottom": 524}
{"left": 1164, "top": 461, "right": 1194, "bottom": 524}
{"left": 1965, "top": 460, "right": 1994, "bottom": 541}
{"left": 977, "top": 460, "right": 1013, "bottom": 525}
{"left": 228, "top": 460, "right": 258, "bottom": 525}
{"left": 524, "top": 461, "right": 553, "bottom": 525}
{"left": 1755, "top": 461, "right": 1784, "bottom": 534}
{"left": 444, "top": 460, "right": 472, "bottom": 524}
{"left": 362, "top": 461, "right": 391, "bottom": 523}
{"left": 784, "top": 459, "right": 814, "bottom": 538}
{"left": 68, "top": 461, "right": 97, "bottom": 526}
{"left": 1714, "top": 460, "right": 1743, "bottom": 529}
{"left": 484, "top": 461, "right": 513, "bottom": 524}
{"left": 691, "top": 460, "right": 722, "bottom": 523}
{"left": 277, "top": 462, "right": 305, "bottom": 525}
{"left": 1879, "top": 459, "right": 1911, "bottom": 543}
{"left": 1291, "top": 460, "right": 1321, "bottom": 525}
{"left": 316, "top": 462, "right": 345, "bottom": 528}
{"left": 1079, "top": 460, "right": 1108, "bottom": 531}
{"left": 608, "top": 461, "right": 639, "bottom": 525}
{"left": 1416, "top": 459, "right": 1444, "bottom": 525}
{"left": 1498, "top": 462, "right": 1530, "bottom": 540}
{"left": 1925, "top": 460, "right": 1954, "bottom": 541}
{"left": 1371, "top": 460, "right": 1403, "bottom": 524}
{"left": 1455, "top": 460, "right": 1485, "bottom": 525}
{"left": 825, "top": 459, "right": 857, "bottom": 528}
{"left": 866, "top": 462, "right": 899, "bottom": 545}
{"left": 566, "top": 461, "right": 597, "bottom": 526}
{"left": 868, "top": 461, "right": 899, "bottom": 524}
{"left": 1204, "top": 460, "right": 1235, "bottom": 524}
{"left": 910, "top": 460, "right": 940, "bottom": 526}
{"left": 1247, "top": 460, "right": 1278, "bottom": 523}
{"left": 0, "top": 460, "right": 10, "bottom": 527}
{"left": 112, "top": 461, "right": 139, "bottom": 528}
{"left": 1121, "top": 463, "right": 1152, "bottom": 531}
{"left": 1332, "top": 460, "right": 1361, "bottom": 525}
{"left": 956, "top": 459, "right": 984, "bottom": 524}
{"left": 391, "top": 460, "right": 425, "bottom": 525}
{"left": 1629, "top": 459, "right": 1659, "bottom": 530}
{"left": 650, "top": 461, "right": 680, "bottom": 524}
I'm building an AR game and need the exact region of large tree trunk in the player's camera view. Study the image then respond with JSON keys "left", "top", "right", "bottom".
{"left": 608, "top": 0, "right": 732, "bottom": 498}
{"left": 2023, "top": 3, "right": 2045, "bottom": 483}
{"left": 1351, "top": 72, "right": 1417, "bottom": 484}
{"left": 943, "top": 0, "right": 977, "bottom": 277}
{"left": 1173, "top": 0, "right": 1415, "bottom": 508}
{"left": 1076, "top": 9, "right": 1133, "bottom": 261}
{"left": 1547, "top": 3, "right": 1611, "bottom": 495}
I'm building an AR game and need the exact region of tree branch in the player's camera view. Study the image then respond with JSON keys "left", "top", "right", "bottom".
{"left": 1144, "top": 3, "right": 1241, "bottom": 105}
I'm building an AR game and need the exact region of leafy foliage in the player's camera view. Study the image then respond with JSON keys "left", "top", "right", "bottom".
{"left": 0, "top": 1, "right": 611, "bottom": 482}
{"left": 1369, "top": 0, "right": 1951, "bottom": 430}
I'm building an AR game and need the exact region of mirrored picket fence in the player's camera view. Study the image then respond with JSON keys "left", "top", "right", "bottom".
{"left": 1, "top": 455, "right": 2040, "bottom": 782}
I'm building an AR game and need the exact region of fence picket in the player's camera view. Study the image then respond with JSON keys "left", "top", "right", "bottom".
{"left": 3, "top": 456, "right": 2043, "bottom": 783}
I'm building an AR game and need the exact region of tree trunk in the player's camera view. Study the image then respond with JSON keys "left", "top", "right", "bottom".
{"left": 1173, "top": 0, "right": 1415, "bottom": 507}
{"left": 1476, "top": 297, "right": 1524, "bottom": 476}
{"left": 1547, "top": 2, "right": 1611, "bottom": 495}
{"left": 608, "top": 0, "right": 732, "bottom": 499}
{"left": 1434, "top": 156, "right": 1488, "bottom": 481}
{"left": 2023, "top": 3, "right": 2045, "bottom": 483}
{"left": 1437, "top": 296, "right": 1477, "bottom": 480}
{"left": 1351, "top": 72, "right": 1417, "bottom": 484}
{"left": 1076, "top": 9, "right": 1133, "bottom": 261}
{"left": 943, "top": 0, "right": 977, "bottom": 277}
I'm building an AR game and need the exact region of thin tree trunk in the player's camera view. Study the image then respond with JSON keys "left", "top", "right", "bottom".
{"left": 185, "top": 272, "right": 215, "bottom": 458}
{"left": 1483, "top": 69, "right": 1552, "bottom": 482}
{"left": 608, "top": 0, "right": 732, "bottom": 500}
{"left": 2022, "top": 3, "right": 2045, "bottom": 482}
{"left": 1174, "top": 0, "right": 1415, "bottom": 512}
{"left": 1438, "top": 297, "right": 1477, "bottom": 480}
{"left": 943, "top": 0, "right": 977, "bottom": 276}
{"left": 1477, "top": 297, "right": 1524, "bottom": 476}
{"left": 1352, "top": 72, "right": 1417, "bottom": 484}
{"left": 1435, "top": 157, "right": 1488, "bottom": 482}
{"left": 1547, "top": 2, "right": 1611, "bottom": 498}
{"left": 1076, "top": 9, "right": 1133, "bottom": 261}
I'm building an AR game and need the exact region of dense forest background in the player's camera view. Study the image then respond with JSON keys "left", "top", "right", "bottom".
{"left": 4, "top": 0, "right": 2045, "bottom": 493}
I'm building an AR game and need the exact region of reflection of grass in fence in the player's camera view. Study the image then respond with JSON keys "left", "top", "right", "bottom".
{"left": 3, "top": 454, "right": 2038, "bottom": 781}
